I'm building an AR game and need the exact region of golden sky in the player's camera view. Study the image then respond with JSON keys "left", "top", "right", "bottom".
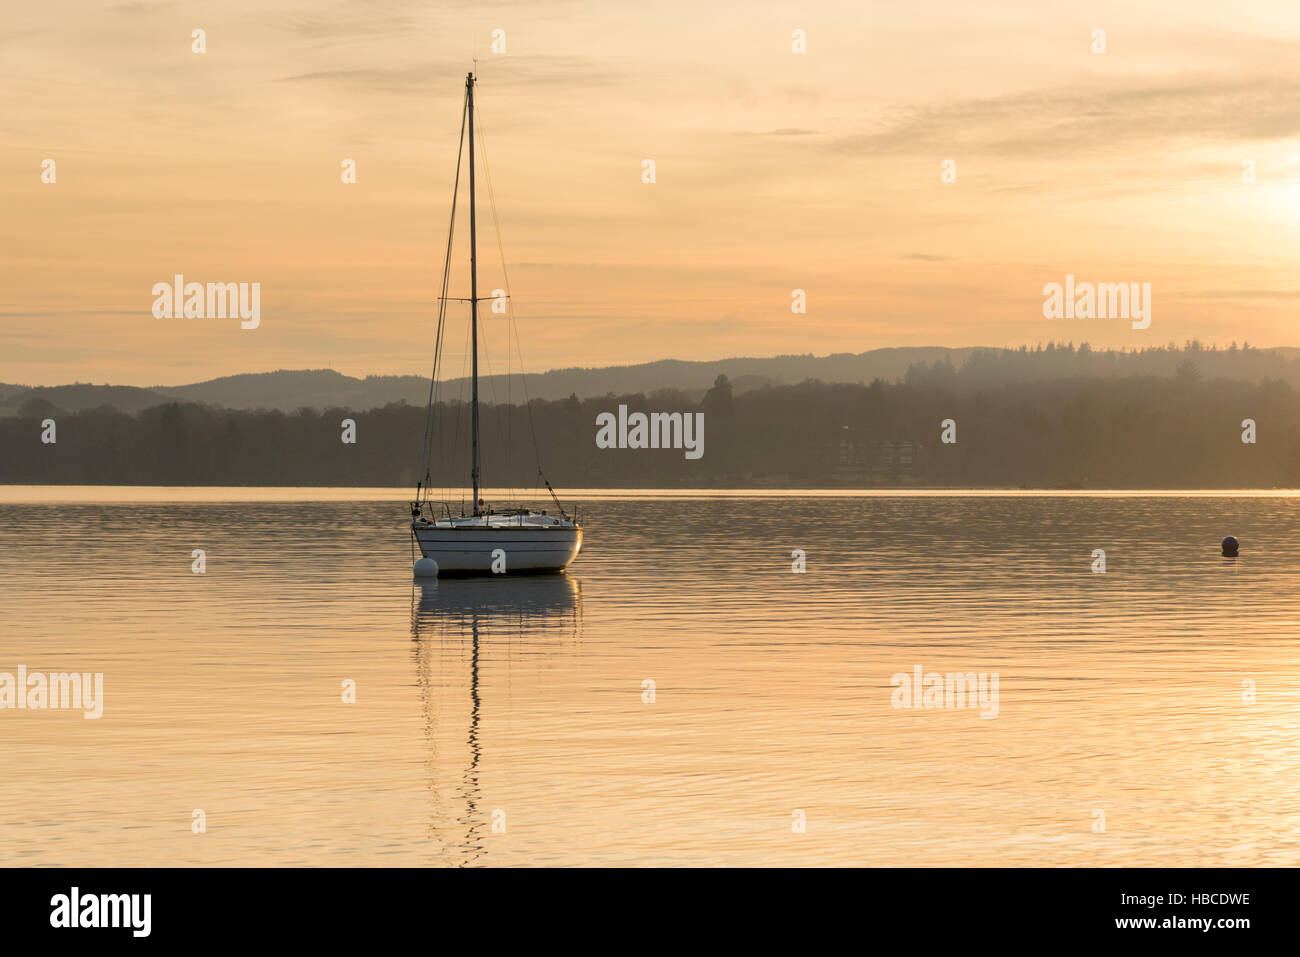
{"left": 2, "top": 0, "right": 1298, "bottom": 386}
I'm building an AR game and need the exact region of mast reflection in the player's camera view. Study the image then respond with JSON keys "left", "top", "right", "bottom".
{"left": 410, "top": 574, "right": 582, "bottom": 865}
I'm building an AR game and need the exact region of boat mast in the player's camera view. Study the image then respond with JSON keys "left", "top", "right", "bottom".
{"left": 467, "top": 71, "right": 481, "bottom": 515}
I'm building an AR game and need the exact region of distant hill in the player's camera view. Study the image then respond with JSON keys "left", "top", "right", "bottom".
{"left": 468, "top": 348, "right": 978, "bottom": 402}
{"left": 0, "top": 383, "right": 31, "bottom": 406}
{"left": 0, "top": 383, "right": 174, "bottom": 415}
{"left": 0, "top": 349, "right": 980, "bottom": 415}
{"left": 149, "top": 349, "right": 982, "bottom": 410}
{"left": 7, "top": 344, "right": 1300, "bottom": 415}
{"left": 154, "top": 370, "right": 430, "bottom": 411}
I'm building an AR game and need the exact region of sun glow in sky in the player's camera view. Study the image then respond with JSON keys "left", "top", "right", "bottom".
{"left": 2, "top": 0, "right": 1299, "bottom": 386}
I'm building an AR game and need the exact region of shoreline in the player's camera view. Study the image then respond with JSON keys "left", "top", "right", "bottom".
{"left": 3, "top": 484, "right": 1300, "bottom": 504}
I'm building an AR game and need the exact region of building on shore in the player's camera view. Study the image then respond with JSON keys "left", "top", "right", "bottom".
{"left": 831, "top": 426, "right": 921, "bottom": 484}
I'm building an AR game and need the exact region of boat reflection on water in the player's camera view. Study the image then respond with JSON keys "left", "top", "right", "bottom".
{"left": 409, "top": 574, "right": 582, "bottom": 865}
{"left": 410, "top": 574, "right": 583, "bottom": 641}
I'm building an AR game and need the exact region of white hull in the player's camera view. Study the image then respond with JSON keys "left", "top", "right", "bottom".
{"left": 413, "top": 523, "right": 582, "bottom": 573}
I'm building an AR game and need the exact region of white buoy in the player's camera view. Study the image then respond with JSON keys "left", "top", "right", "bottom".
{"left": 413, "top": 557, "right": 440, "bottom": 578}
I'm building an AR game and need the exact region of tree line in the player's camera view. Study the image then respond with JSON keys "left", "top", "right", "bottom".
{"left": 4, "top": 371, "right": 1299, "bottom": 488}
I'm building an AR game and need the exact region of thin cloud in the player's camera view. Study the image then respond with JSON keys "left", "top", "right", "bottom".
{"left": 831, "top": 74, "right": 1300, "bottom": 158}
{"left": 276, "top": 56, "right": 627, "bottom": 92}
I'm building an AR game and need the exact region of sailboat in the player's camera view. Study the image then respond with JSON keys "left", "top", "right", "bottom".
{"left": 409, "top": 72, "right": 583, "bottom": 575}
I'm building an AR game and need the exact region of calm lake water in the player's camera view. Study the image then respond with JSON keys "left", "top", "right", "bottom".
{"left": 1, "top": 488, "right": 1298, "bottom": 866}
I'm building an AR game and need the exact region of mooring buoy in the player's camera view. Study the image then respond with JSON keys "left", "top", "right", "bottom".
{"left": 413, "top": 557, "right": 440, "bottom": 577}
{"left": 1221, "top": 536, "right": 1239, "bottom": 557}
